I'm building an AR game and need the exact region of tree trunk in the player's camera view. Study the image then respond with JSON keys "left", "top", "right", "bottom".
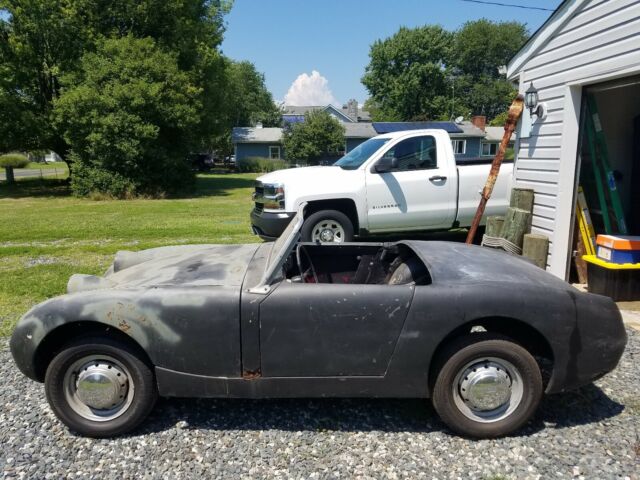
{"left": 5, "top": 167, "right": 15, "bottom": 184}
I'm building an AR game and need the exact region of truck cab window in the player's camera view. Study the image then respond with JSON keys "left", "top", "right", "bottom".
{"left": 382, "top": 136, "right": 437, "bottom": 171}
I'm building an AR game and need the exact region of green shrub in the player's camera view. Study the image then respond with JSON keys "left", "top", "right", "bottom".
{"left": 70, "top": 160, "right": 136, "bottom": 199}
{"left": 54, "top": 36, "right": 198, "bottom": 198}
{"left": 0, "top": 153, "right": 29, "bottom": 168}
{"left": 236, "top": 157, "right": 288, "bottom": 173}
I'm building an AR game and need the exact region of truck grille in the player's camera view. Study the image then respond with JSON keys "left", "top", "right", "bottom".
{"left": 254, "top": 203, "right": 264, "bottom": 213}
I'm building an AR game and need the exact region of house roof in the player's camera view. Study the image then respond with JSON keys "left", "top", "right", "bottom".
{"left": 282, "top": 104, "right": 372, "bottom": 122}
{"left": 231, "top": 127, "right": 283, "bottom": 143}
{"left": 344, "top": 123, "right": 376, "bottom": 138}
{"left": 232, "top": 124, "right": 377, "bottom": 144}
{"left": 506, "top": 0, "right": 581, "bottom": 79}
{"left": 484, "top": 126, "right": 515, "bottom": 142}
{"left": 450, "top": 121, "right": 486, "bottom": 138}
{"left": 231, "top": 122, "right": 512, "bottom": 145}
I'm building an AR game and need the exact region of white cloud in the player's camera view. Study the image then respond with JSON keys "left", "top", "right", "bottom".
{"left": 283, "top": 70, "right": 339, "bottom": 106}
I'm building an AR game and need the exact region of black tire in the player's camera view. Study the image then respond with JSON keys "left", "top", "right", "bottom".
{"left": 301, "top": 209, "right": 354, "bottom": 243}
{"left": 44, "top": 336, "right": 157, "bottom": 438}
{"left": 431, "top": 334, "right": 542, "bottom": 438}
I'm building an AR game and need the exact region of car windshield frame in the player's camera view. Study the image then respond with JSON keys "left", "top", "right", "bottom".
{"left": 334, "top": 138, "right": 390, "bottom": 170}
{"left": 249, "top": 203, "right": 307, "bottom": 294}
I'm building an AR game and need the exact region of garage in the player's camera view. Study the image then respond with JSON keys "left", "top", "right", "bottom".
{"left": 506, "top": 0, "right": 640, "bottom": 298}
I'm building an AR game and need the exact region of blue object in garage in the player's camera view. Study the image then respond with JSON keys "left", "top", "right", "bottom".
{"left": 596, "top": 235, "right": 640, "bottom": 264}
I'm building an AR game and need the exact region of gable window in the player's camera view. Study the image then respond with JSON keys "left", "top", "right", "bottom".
{"left": 269, "top": 146, "right": 281, "bottom": 160}
{"left": 481, "top": 142, "right": 499, "bottom": 156}
{"left": 451, "top": 140, "right": 466, "bottom": 155}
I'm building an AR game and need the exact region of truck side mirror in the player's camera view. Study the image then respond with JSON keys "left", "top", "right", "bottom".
{"left": 374, "top": 156, "right": 397, "bottom": 173}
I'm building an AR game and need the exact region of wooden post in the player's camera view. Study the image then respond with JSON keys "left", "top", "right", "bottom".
{"left": 485, "top": 216, "right": 505, "bottom": 237}
{"left": 522, "top": 234, "right": 550, "bottom": 269}
{"left": 466, "top": 94, "right": 525, "bottom": 244}
{"left": 5, "top": 167, "right": 15, "bottom": 184}
{"left": 502, "top": 207, "right": 531, "bottom": 247}
{"left": 510, "top": 188, "right": 535, "bottom": 212}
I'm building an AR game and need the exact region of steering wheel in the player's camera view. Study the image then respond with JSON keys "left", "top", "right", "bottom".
{"left": 296, "top": 245, "right": 319, "bottom": 283}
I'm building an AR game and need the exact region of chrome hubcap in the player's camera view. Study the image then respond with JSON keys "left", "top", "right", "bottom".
{"left": 453, "top": 357, "right": 523, "bottom": 423}
{"left": 459, "top": 361, "right": 511, "bottom": 411}
{"left": 311, "top": 220, "right": 345, "bottom": 243}
{"left": 76, "top": 363, "right": 127, "bottom": 410}
{"left": 64, "top": 355, "right": 134, "bottom": 422}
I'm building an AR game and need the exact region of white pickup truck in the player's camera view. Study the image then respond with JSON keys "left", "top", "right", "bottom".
{"left": 250, "top": 129, "right": 513, "bottom": 242}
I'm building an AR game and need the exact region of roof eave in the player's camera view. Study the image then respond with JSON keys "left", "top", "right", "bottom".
{"left": 506, "top": 0, "right": 583, "bottom": 80}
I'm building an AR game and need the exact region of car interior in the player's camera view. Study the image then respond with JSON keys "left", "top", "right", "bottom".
{"left": 283, "top": 243, "right": 432, "bottom": 285}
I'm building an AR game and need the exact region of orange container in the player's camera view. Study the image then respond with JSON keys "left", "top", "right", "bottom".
{"left": 596, "top": 235, "right": 640, "bottom": 250}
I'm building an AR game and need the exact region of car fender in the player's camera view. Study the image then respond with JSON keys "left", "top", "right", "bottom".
{"left": 10, "top": 286, "right": 241, "bottom": 381}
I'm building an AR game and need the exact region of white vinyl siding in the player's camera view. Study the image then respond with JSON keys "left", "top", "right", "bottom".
{"left": 508, "top": 0, "right": 640, "bottom": 278}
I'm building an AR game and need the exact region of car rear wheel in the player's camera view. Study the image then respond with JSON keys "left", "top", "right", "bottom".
{"left": 432, "top": 334, "right": 542, "bottom": 438}
{"left": 44, "top": 336, "right": 157, "bottom": 438}
{"left": 301, "top": 209, "right": 354, "bottom": 243}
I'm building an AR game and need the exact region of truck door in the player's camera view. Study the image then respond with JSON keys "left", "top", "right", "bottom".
{"left": 365, "top": 135, "right": 456, "bottom": 231}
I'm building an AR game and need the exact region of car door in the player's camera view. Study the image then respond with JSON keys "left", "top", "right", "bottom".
{"left": 258, "top": 282, "right": 414, "bottom": 377}
{"left": 365, "top": 135, "right": 456, "bottom": 231}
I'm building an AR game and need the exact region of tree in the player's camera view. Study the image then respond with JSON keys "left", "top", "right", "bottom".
{"left": 452, "top": 73, "right": 519, "bottom": 121}
{"left": 361, "top": 20, "right": 528, "bottom": 122}
{"left": 213, "top": 60, "right": 282, "bottom": 156}
{"left": 224, "top": 61, "right": 281, "bottom": 128}
{"left": 0, "top": 0, "right": 230, "bottom": 178}
{"left": 282, "top": 111, "right": 345, "bottom": 164}
{"left": 361, "top": 26, "right": 453, "bottom": 121}
{"left": 450, "top": 20, "right": 527, "bottom": 121}
{"left": 452, "top": 20, "right": 528, "bottom": 80}
{"left": 54, "top": 36, "right": 202, "bottom": 197}
{"left": 0, "top": 153, "right": 28, "bottom": 184}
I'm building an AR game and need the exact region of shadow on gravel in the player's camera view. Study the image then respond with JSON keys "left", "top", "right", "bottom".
{"left": 135, "top": 383, "right": 623, "bottom": 437}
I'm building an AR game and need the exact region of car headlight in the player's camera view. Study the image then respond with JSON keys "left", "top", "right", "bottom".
{"left": 257, "top": 183, "right": 285, "bottom": 210}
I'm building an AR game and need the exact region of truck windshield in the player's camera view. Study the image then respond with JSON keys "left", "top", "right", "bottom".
{"left": 334, "top": 138, "right": 390, "bottom": 170}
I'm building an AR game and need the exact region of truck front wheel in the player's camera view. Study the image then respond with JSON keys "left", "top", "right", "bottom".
{"left": 301, "top": 210, "right": 354, "bottom": 243}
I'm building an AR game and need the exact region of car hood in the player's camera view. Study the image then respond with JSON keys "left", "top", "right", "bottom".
{"left": 67, "top": 243, "right": 261, "bottom": 292}
{"left": 257, "top": 165, "right": 341, "bottom": 185}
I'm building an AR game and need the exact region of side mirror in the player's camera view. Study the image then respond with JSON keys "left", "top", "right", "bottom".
{"left": 374, "top": 156, "right": 398, "bottom": 173}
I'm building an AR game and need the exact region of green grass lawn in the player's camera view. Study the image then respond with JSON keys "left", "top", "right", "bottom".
{"left": 25, "top": 161, "right": 69, "bottom": 170}
{"left": 0, "top": 173, "right": 259, "bottom": 337}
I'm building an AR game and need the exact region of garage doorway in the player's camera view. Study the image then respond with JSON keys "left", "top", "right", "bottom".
{"left": 571, "top": 75, "right": 640, "bottom": 283}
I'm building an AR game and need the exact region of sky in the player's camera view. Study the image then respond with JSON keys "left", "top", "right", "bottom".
{"left": 221, "top": 0, "right": 563, "bottom": 106}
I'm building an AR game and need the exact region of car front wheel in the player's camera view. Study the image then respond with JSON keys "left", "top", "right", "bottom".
{"left": 44, "top": 336, "right": 157, "bottom": 438}
{"left": 432, "top": 334, "right": 542, "bottom": 438}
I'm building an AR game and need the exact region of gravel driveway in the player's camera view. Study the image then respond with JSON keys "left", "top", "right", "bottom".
{"left": 1, "top": 330, "right": 638, "bottom": 479}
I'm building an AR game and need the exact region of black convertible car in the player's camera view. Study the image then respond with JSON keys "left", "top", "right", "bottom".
{"left": 11, "top": 206, "right": 627, "bottom": 438}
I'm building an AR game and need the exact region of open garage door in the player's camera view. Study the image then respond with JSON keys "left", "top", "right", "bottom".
{"left": 572, "top": 75, "right": 640, "bottom": 299}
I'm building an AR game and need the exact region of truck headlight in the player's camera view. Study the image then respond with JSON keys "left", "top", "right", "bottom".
{"left": 261, "top": 183, "right": 285, "bottom": 210}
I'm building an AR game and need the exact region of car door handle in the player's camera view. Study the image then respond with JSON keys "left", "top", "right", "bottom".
{"left": 429, "top": 175, "right": 447, "bottom": 181}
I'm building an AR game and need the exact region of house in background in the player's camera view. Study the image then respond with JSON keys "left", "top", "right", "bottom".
{"left": 232, "top": 125, "right": 284, "bottom": 161}
{"left": 282, "top": 99, "right": 372, "bottom": 124}
{"left": 232, "top": 114, "right": 514, "bottom": 163}
{"left": 231, "top": 122, "right": 377, "bottom": 163}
